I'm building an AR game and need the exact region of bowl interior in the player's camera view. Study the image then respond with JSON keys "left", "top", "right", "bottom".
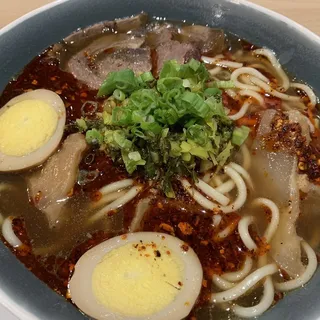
{"left": 0, "top": 0, "right": 320, "bottom": 319}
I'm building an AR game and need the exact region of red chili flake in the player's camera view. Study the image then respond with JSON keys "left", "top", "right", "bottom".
{"left": 34, "top": 191, "right": 42, "bottom": 204}
{"left": 159, "top": 223, "right": 174, "bottom": 234}
{"left": 202, "top": 280, "right": 208, "bottom": 288}
{"left": 91, "top": 191, "right": 102, "bottom": 202}
{"left": 69, "top": 264, "right": 75, "bottom": 272}
{"left": 178, "top": 281, "right": 183, "bottom": 286}
{"left": 107, "top": 210, "right": 117, "bottom": 216}
{"left": 181, "top": 244, "right": 189, "bottom": 252}
{"left": 65, "top": 290, "right": 71, "bottom": 299}
{"left": 166, "top": 250, "right": 171, "bottom": 255}
{"left": 31, "top": 79, "right": 38, "bottom": 85}
{"left": 67, "top": 188, "right": 74, "bottom": 198}
{"left": 80, "top": 92, "right": 88, "bottom": 98}
{"left": 157, "top": 202, "right": 164, "bottom": 209}
{"left": 178, "top": 222, "right": 193, "bottom": 235}
{"left": 154, "top": 250, "right": 161, "bottom": 257}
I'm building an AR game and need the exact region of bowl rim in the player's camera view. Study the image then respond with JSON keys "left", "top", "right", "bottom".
{"left": 1, "top": 0, "right": 320, "bottom": 43}
{"left": 0, "top": 0, "right": 319, "bottom": 319}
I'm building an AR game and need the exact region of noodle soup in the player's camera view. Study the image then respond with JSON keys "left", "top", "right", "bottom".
{"left": 0, "top": 13, "right": 319, "bottom": 320}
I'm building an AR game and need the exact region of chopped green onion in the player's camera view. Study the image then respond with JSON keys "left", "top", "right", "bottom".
{"left": 86, "top": 129, "right": 103, "bottom": 145}
{"left": 76, "top": 118, "right": 87, "bottom": 131}
{"left": 98, "top": 69, "right": 139, "bottom": 97}
{"left": 214, "top": 80, "right": 235, "bottom": 89}
{"left": 140, "top": 71, "right": 154, "bottom": 83}
{"left": 204, "top": 87, "right": 221, "bottom": 98}
{"left": 113, "top": 89, "right": 126, "bottom": 101}
{"left": 232, "top": 126, "right": 250, "bottom": 146}
{"left": 80, "top": 59, "right": 240, "bottom": 198}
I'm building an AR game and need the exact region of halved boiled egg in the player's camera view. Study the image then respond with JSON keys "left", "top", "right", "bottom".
{"left": 0, "top": 89, "right": 66, "bottom": 171}
{"left": 69, "top": 232, "right": 203, "bottom": 320}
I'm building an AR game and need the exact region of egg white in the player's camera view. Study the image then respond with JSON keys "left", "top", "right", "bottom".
{"left": 69, "top": 232, "right": 203, "bottom": 320}
{"left": 0, "top": 89, "right": 66, "bottom": 172}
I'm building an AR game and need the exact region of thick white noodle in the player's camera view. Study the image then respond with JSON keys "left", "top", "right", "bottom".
{"left": 215, "top": 180, "right": 235, "bottom": 194}
{"left": 201, "top": 55, "right": 243, "bottom": 69}
{"left": 252, "top": 198, "right": 280, "bottom": 242}
{"left": 2, "top": 216, "right": 22, "bottom": 248}
{"left": 216, "top": 222, "right": 237, "bottom": 240}
{"left": 212, "top": 214, "right": 222, "bottom": 227}
{"left": 181, "top": 180, "right": 217, "bottom": 211}
{"left": 129, "top": 197, "right": 152, "bottom": 232}
{"left": 232, "top": 276, "right": 274, "bottom": 318}
{"left": 211, "top": 175, "right": 224, "bottom": 187}
{"left": 228, "top": 198, "right": 281, "bottom": 316}
{"left": 99, "top": 179, "right": 133, "bottom": 195}
{"left": 240, "top": 144, "right": 251, "bottom": 171}
{"left": 218, "top": 166, "right": 248, "bottom": 213}
{"left": 291, "top": 83, "right": 317, "bottom": 108}
{"left": 238, "top": 216, "right": 257, "bottom": 251}
{"left": 231, "top": 67, "right": 269, "bottom": 91}
{"left": 211, "top": 263, "right": 278, "bottom": 303}
{"left": 182, "top": 166, "right": 247, "bottom": 214}
{"left": 229, "top": 101, "right": 251, "bottom": 120}
{"left": 229, "top": 162, "right": 254, "bottom": 190}
{"left": 202, "top": 172, "right": 213, "bottom": 183}
{"left": 221, "top": 256, "right": 254, "bottom": 282}
{"left": 209, "top": 66, "right": 222, "bottom": 76}
{"left": 239, "top": 89, "right": 264, "bottom": 105}
{"left": 253, "top": 48, "right": 290, "bottom": 91}
{"left": 274, "top": 241, "right": 317, "bottom": 291}
{"left": 202, "top": 54, "right": 224, "bottom": 63}
{"left": 212, "top": 275, "right": 236, "bottom": 290}
{"left": 240, "top": 74, "right": 255, "bottom": 85}
{"left": 195, "top": 179, "right": 230, "bottom": 206}
{"left": 249, "top": 63, "right": 269, "bottom": 72}
{"left": 250, "top": 77, "right": 301, "bottom": 102}
{"left": 91, "top": 190, "right": 127, "bottom": 209}
{"left": 90, "top": 186, "right": 142, "bottom": 222}
{"left": 216, "top": 61, "right": 244, "bottom": 69}
{"left": 225, "top": 89, "right": 237, "bottom": 99}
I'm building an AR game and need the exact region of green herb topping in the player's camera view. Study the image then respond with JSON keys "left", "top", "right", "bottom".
{"left": 77, "top": 59, "right": 249, "bottom": 197}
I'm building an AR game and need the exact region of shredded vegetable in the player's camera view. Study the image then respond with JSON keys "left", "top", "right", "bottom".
{"left": 78, "top": 59, "right": 249, "bottom": 197}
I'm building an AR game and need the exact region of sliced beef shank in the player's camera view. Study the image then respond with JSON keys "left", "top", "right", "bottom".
{"left": 28, "top": 133, "right": 87, "bottom": 227}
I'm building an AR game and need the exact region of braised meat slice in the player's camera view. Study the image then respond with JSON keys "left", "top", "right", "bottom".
{"left": 28, "top": 133, "right": 87, "bottom": 227}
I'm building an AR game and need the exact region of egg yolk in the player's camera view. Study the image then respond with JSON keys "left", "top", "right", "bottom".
{"left": 0, "top": 99, "right": 58, "bottom": 156}
{"left": 92, "top": 241, "right": 184, "bottom": 317}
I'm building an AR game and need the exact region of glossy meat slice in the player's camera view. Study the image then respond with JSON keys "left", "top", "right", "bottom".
{"left": 28, "top": 133, "right": 87, "bottom": 227}
{"left": 145, "top": 24, "right": 173, "bottom": 48}
{"left": 174, "top": 25, "right": 225, "bottom": 55}
{"left": 114, "top": 12, "right": 148, "bottom": 33}
{"left": 155, "top": 41, "right": 200, "bottom": 75}
{"left": 66, "top": 37, "right": 151, "bottom": 89}
{"left": 62, "top": 12, "right": 148, "bottom": 52}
